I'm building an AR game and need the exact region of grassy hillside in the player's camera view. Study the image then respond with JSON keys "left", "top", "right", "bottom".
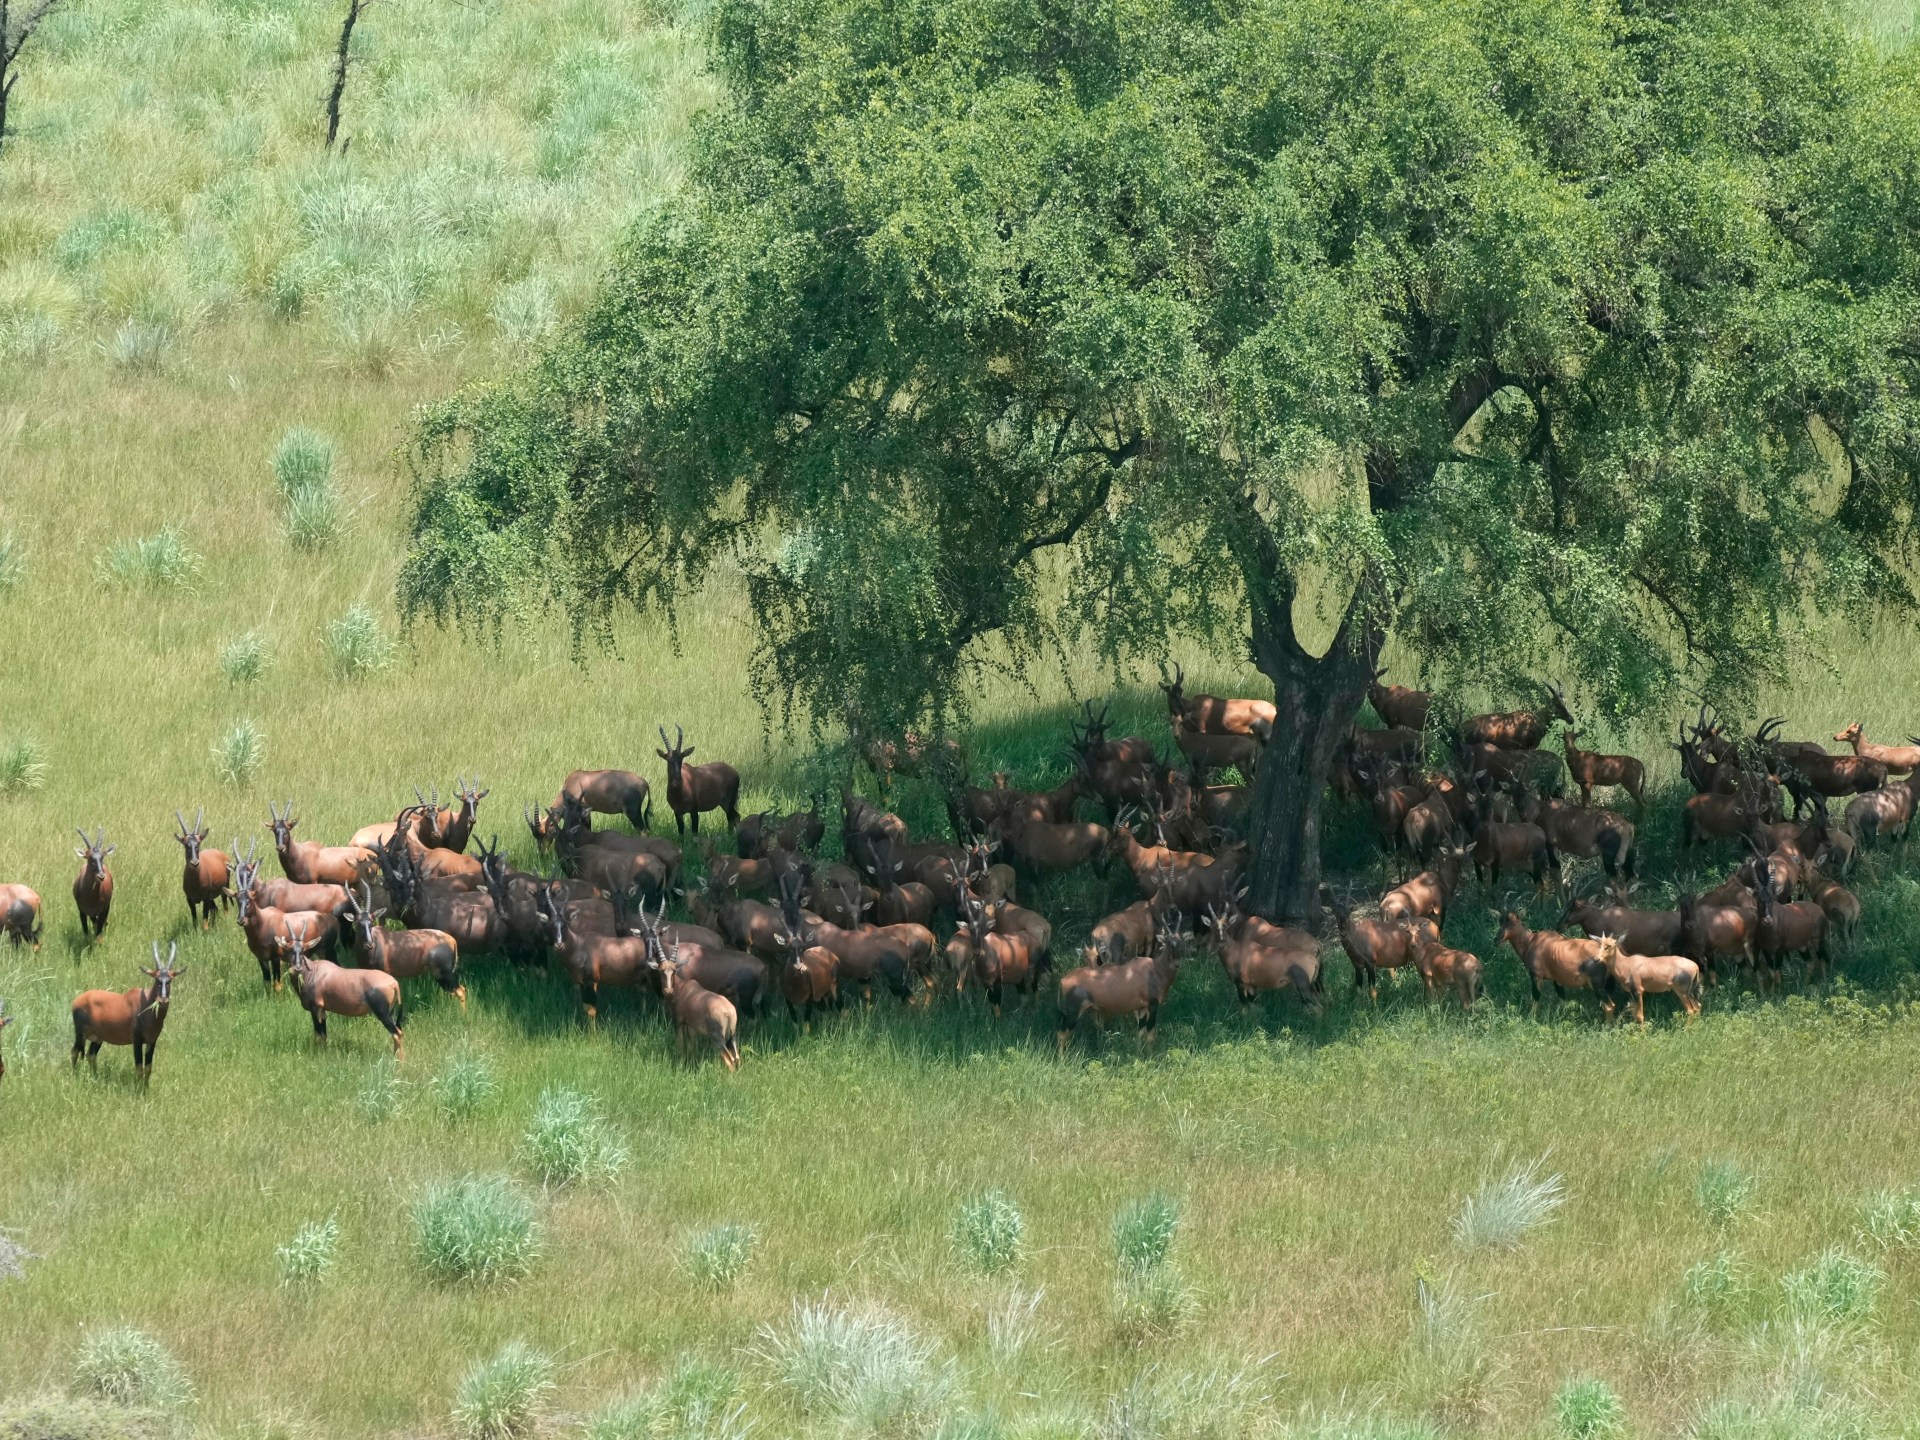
{"left": 4, "top": 0, "right": 1920, "bottom": 1437}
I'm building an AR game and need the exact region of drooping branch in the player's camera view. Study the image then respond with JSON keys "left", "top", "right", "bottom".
{"left": 323, "top": 0, "right": 372, "bottom": 152}
{"left": 0, "top": 0, "right": 63, "bottom": 157}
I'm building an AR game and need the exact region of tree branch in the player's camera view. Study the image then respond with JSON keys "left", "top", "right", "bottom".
{"left": 323, "top": 0, "right": 371, "bottom": 152}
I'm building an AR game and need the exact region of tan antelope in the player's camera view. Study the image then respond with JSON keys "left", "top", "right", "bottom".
{"left": 72, "top": 942, "right": 184, "bottom": 1083}
{"left": 1496, "top": 911, "right": 1601, "bottom": 1015}
{"left": 282, "top": 934, "right": 405, "bottom": 1059}
{"left": 0, "top": 884, "right": 42, "bottom": 949}
{"left": 1583, "top": 934, "right": 1700, "bottom": 1025}
{"left": 651, "top": 944, "right": 740, "bottom": 1070}
{"left": 174, "top": 808, "right": 231, "bottom": 930}
{"left": 1562, "top": 731, "right": 1647, "bottom": 811}
{"left": 658, "top": 725, "right": 741, "bottom": 835}
{"left": 71, "top": 828, "right": 115, "bottom": 941}
{"left": 1833, "top": 722, "right": 1920, "bottom": 778}
{"left": 1056, "top": 912, "right": 1186, "bottom": 1053}
{"left": 1377, "top": 844, "right": 1472, "bottom": 931}
{"left": 267, "top": 802, "right": 376, "bottom": 886}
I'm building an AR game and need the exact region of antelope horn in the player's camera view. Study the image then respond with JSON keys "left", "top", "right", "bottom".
{"left": 175, "top": 809, "right": 188, "bottom": 836}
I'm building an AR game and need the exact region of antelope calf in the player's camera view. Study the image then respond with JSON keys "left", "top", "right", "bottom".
{"left": 72, "top": 827, "right": 115, "bottom": 941}
{"left": 1405, "top": 918, "right": 1481, "bottom": 1009}
{"left": 72, "top": 943, "right": 184, "bottom": 1084}
{"left": 1584, "top": 934, "right": 1701, "bottom": 1025}
{"left": 658, "top": 725, "right": 741, "bottom": 834}
{"left": 282, "top": 935, "right": 405, "bottom": 1059}
{"left": 0, "top": 884, "right": 42, "bottom": 949}
{"left": 175, "top": 808, "right": 231, "bottom": 930}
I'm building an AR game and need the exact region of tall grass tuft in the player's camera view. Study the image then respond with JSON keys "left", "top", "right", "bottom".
{"left": 1555, "top": 1377, "right": 1625, "bottom": 1438}
{"left": 452, "top": 1341, "right": 554, "bottom": 1440}
{"left": 1684, "top": 1251, "right": 1753, "bottom": 1322}
{"left": 271, "top": 428, "right": 334, "bottom": 500}
{"left": 104, "top": 318, "right": 173, "bottom": 372}
{"left": 97, "top": 526, "right": 201, "bottom": 591}
{"left": 1098, "top": 1363, "right": 1274, "bottom": 1440}
{"left": 285, "top": 484, "right": 348, "bottom": 551}
{"left": 355, "top": 1060, "right": 406, "bottom": 1122}
{"left": 410, "top": 1175, "right": 541, "bottom": 1285}
{"left": 1452, "top": 1157, "right": 1566, "bottom": 1250}
{"left": 1781, "top": 1247, "right": 1884, "bottom": 1325}
{"left": 1112, "top": 1194, "right": 1181, "bottom": 1272}
{"left": 517, "top": 1086, "right": 628, "bottom": 1188}
{"left": 681, "top": 1222, "right": 757, "bottom": 1291}
{"left": 758, "top": 1298, "right": 954, "bottom": 1434}
{"left": 324, "top": 604, "right": 396, "bottom": 679}
{"left": 1860, "top": 1187, "right": 1920, "bottom": 1249}
{"left": 220, "top": 630, "right": 271, "bottom": 684}
{"left": 432, "top": 1046, "right": 500, "bottom": 1120}
{"left": 0, "top": 735, "right": 49, "bottom": 795}
{"left": 1110, "top": 1195, "right": 1194, "bottom": 1342}
{"left": 211, "top": 719, "right": 266, "bottom": 787}
{"left": 1405, "top": 1272, "right": 1495, "bottom": 1432}
{"left": 1697, "top": 1162, "right": 1757, "bottom": 1230}
{"left": 71, "top": 1325, "right": 194, "bottom": 1411}
{"left": 953, "top": 1190, "right": 1025, "bottom": 1275}
{"left": 276, "top": 1216, "right": 340, "bottom": 1290}
{"left": 0, "top": 528, "right": 25, "bottom": 594}
{"left": 985, "top": 1288, "right": 1048, "bottom": 1367}
{"left": 585, "top": 1357, "right": 747, "bottom": 1440}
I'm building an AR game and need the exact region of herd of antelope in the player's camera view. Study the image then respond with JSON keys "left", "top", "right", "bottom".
{"left": 0, "top": 680, "right": 1914, "bottom": 1082}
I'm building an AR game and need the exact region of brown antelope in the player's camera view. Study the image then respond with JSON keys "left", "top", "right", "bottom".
{"left": 1073, "top": 748, "right": 1164, "bottom": 817}
{"left": 1584, "top": 934, "right": 1701, "bottom": 1024}
{"left": 417, "top": 776, "right": 488, "bottom": 852}
{"left": 72, "top": 942, "right": 184, "bottom": 1083}
{"left": 1322, "top": 889, "right": 1420, "bottom": 1002}
{"left": 961, "top": 839, "right": 1020, "bottom": 906}
{"left": 267, "top": 802, "right": 376, "bottom": 886}
{"left": 1109, "top": 822, "right": 1238, "bottom": 916}
{"left": 1171, "top": 715, "right": 1261, "bottom": 778}
{"left": 994, "top": 812, "right": 1108, "bottom": 874}
{"left": 235, "top": 882, "right": 337, "bottom": 991}
{"left": 699, "top": 836, "right": 783, "bottom": 900}
{"left": 1461, "top": 683, "right": 1572, "bottom": 750}
{"left": 651, "top": 945, "right": 740, "bottom": 1070}
{"left": 1348, "top": 725, "right": 1423, "bottom": 762}
{"left": 657, "top": 725, "right": 741, "bottom": 835}
{"left": 691, "top": 878, "right": 789, "bottom": 962}
{"left": 1845, "top": 780, "right": 1915, "bottom": 848}
{"left": 1090, "top": 897, "right": 1162, "bottom": 966}
{"left": 1161, "top": 662, "right": 1276, "bottom": 739}
{"left": 1530, "top": 796, "right": 1636, "bottom": 880}
{"left": 866, "top": 839, "right": 937, "bottom": 926}
{"left": 0, "top": 999, "right": 11, "bottom": 1080}
{"left": 552, "top": 769, "right": 655, "bottom": 837}
{"left": 282, "top": 934, "right": 404, "bottom": 1058}
{"left": 1682, "top": 777, "right": 1778, "bottom": 850}
{"left": 1069, "top": 700, "right": 1157, "bottom": 765}
{"left": 1405, "top": 918, "right": 1482, "bottom": 1009}
{"left": 1752, "top": 870, "right": 1829, "bottom": 988}
{"left": 173, "top": 808, "right": 231, "bottom": 929}
{"left": 1400, "top": 786, "right": 1462, "bottom": 866}
{"left": 71, "top": 828, "right": 115, "bottom": 941}
{"left": 1833, "top": 723, "right": 1920, "bottom": 777}
{"left": 773, "top": 882, "right": 913, "bottom": 1004}
{"left": 1495, "top": 911, "right": 1602, "bottom": 1014}
{"left": 737, "top": 804, "right": 824, "bottom": 858}
{"left": 536, "top": 882, "right": 652, "bottom": 1025}
{"left": 340, "top": 884, "right": 464, "bottom": 1008}
{"left": 1676, "top": 890, "right": 1755, "bottom": 986}
{"left": 1455, "top": 739, "right": 1565, "bottom": 796}
{"left": 630, "top": 897, "right": 768, "bottom": 1016}
{"left": 384, "top": 845, "right": 505, "bottom": 956}
{"left": 1377, "top": 844, "right": 1471, "bottom": 931}
{"left": 1804, "top": 868, "right": 1861, "bottom": 945}
{"left": 1057, "top": 912, "right": 1186, "bottom": 1052}
{"left": 775, "top": 933, "right": 841, "bottom": 1030}
{"left": 1367, "top": 668, "right": 1432, "bottom": 732}
{"left": 960, "top": 893, "right": 1040, "bottom": 1017}
{"left": 1558, "top": 886, "right": 1683, "bottom": 957}
{"left": 0, "top": 884, "right": 43, "bottom": 948}
{"left": 1205, "top": 900, "right": 1323, "bottom": 1012}
{"left": 1472, "top": 820, "right": 1556, "bottom": 891}
{"left": 1562, "top": 731, "right": 1647, "bottom": 811}
{"left": 233, "top": 839, "right": 354, "bottom": 919}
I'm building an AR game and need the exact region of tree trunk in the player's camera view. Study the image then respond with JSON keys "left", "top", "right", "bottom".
{"left": 1242, "top": 584, "right": 1383, "bottom": 926}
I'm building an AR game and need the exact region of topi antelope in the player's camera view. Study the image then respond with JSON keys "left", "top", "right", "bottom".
{"left": 72, "top": 942, "right": 183, "bottom": 1083}
{"left": 175, "top": 808, "right": 231, "bottom": 930}
{"left": 71, "top": 828, "right": 114, "bottom": 941}
{"left": 658, "top": 726, "right": 741, "bottom": 835}
{"left": 0, "top": 884, "right": 42, "bottom": 949}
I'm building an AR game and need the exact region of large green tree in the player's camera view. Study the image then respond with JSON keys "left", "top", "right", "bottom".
{"left": 403, "top": 0, "right": 1920, "bottom": 921}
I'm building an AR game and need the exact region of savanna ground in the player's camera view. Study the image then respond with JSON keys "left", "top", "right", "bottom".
{"left": 4, "top": 1, "right": 1920, "bottom": 1437}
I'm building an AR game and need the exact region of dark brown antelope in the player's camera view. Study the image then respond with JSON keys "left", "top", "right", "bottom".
{"left": 1752, "top": 870, "right": 1829, "bottom": 988}
{"left": 1455, "top": 739, "right": 1566, "bottom": 797}
{"left": 994, "top": 813, "right": 1108, "bottom": 874}
{"left": 536, "top": 883, "right": 651, "bottom": 1026}
{"left": 1367, "top": 668, "right": 1432, "bottom": 732}
{"left": 1461, "top": 683, "right": 1572, "bottom": 750}
{"left": 737, "top": 804, "right": 823, "bottom": 858}
{"left": 283, "top": 934, "right": 405, "bottom": 1059}
{"left": 1562, "top": 731, "right": 1647, "bottom": 811}
{"left": 630, "top": 896, "right": 768, "bottom": 1016}
{"left": 0, "top": 884, "right": 43, "bottom": 949}
{"left": 1405, "top": 918, "right": 1482, "bottom": 1009}
{"left": 1530, "top": 797, "right": 1636, "bottom": 879}
{"left": 657, "top": 725, "right": 741, "bottom": 835}
{"left": 552, "top": 769, "right": 654, "bottom": 835}
{"left": 774, "top": 931, "right": 841, "bottom": 1030}
{"left": 1558, "top": 886, "right": 1683, "bottom": 957}
{"left": 235, "top": 881, "right": 337, "bottom": 991}
{"left": 267, "top": 802, "right": 376, "bottom": 886}
{"left": 72, "top": 942, "right": 183, "bottom": 1083}
{"left": 775, "top": 877, "right": 913, "bottom": 1003}
{"left": 1069, "top": 700, "right": 1157, "bottom": 766}
{"left": 1833, "top": 722, "right": 1920, "bottom": 777}
{"left": 1682, "top": 776, "right": 1778, "bottom": 850}
{"left": 1496, "top": 911, "right": 1601, "bottom": 1015}
{"left": 1161, "top": 662, "right": 1276, "bottom": 739}
{"left": 961, "top": 893, "right": 1041, "bottom": 1017}
{"left": 1171, "top": 715, "right": 1261, "bottom": 778}
{"left": 383, "top": 843, "right": 505, "bottom": 957}
{"left": 651, "top": 944, "right": 740, "bottom": 1071}
{"left": 1584, "top": 934, "right": 1701, "bottom": 1025}
{"left": 1471, "top": 820, "right": 1556, "bottom": 891}
{"left": 71, "top": 827, "right": 114, "bottom": 941}
{"left": 1056, "top": 912, "right": 1186, "bottom": 1052}
{"left": 414, "top": 776, "right": 487, "bottom": 852}
{"left": 340, "top": 883, "right": 464, "bottom": 1007}
{"left": 1322, "top": 889, "right": 1420, "bottom": 1002}
{"left": 1676, "top": 890, "right": 1755, "bottom": 986}
{"left": 173, "top": 808, "right": 231, "bottom": 930}
{"left": 1348, "top": 725, "right": 1423, "bottom": 763}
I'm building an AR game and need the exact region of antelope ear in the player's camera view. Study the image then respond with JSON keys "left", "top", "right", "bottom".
{"left": 683, "top": 747, "right": 696, "bottom": 758}
{"left": 173, "top": 965, "right": 188, "bottom": 977}
{"left": 656, "top": 750, "right": 669, "bottom": 760}
{"left": 75, "top": 847, "right": 87, "bottom": 858}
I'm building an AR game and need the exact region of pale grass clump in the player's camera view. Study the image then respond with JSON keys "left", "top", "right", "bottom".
{"left": 276, "top": 1216, "right": 340, "bottom": 1290}
{"left": 271, "top": 428, "right": 334, "bottom": 500}
{"left": 452, "top": 1341, "right": 554, "bottom": 1440}
{"left": 1685, "top": 1251, "right": 1754, "bottom": 1322}
{"left": 433, "top": 1046, "right": 500, "bottom": 1120}
{"left": 953, "top": 1190, "right": 1025, "bottom": 1275}
{"left": 220, "top": 631, "right": 271, "bottom": 684}
{"left": 1555, "top": 1377, "right": 1626, "bottom": 1438}
{"left": 1402, "top": 1273, "right": 1497, "bottom": 1431}
{"left": 324, "top": 604, "right": 396, "bottom": 679}
{"left": 517, "top": 1086, "right": 629, "bottom": 1188}
{"left": 211, "top": 719, "right": 267, "bottom": 787}
{"left": 1452, "top": 1157, "right": 1566, "bottom": 1250}
{"left": 985, "top": 1288, "right": 1049, "bottom": 1367}
{"left": 758, "top": 1297, "right": 954, "bottom": 1436}
{"left": 681, "top": 1222, "right": 757, "bottom": 1291}
{"left": 584, "top": 1357, "right": 747, "bottom": 1440}
{"left": 0, "top": 735, "right": 50, "bottom": 795}
{"left": 1780, "top": 1248, "right": 1884, "bottom": 1326}
{"left": 411, "top": 1175, "right": 542, "bottom": 1285}
{"left": 1859, "top": 1187, "right": 1920, "bottom": 1249}
{"left": 72, "top": 1325, "right": 194, "bottom": 1411}
{"left": 0, "top": 528, "right": 25, "bottom": 594}
{"left": 103, "top": 317, "right": 174, "bottom": 372}
{"left": 355, "top": 1060, "right": 407, "bottom": 1122}
{"left": 1098, "top": 1362, "right": 1275, "bottom": 1440}
{"left": 96, "top": 526, "right": 202, "bottom": 591}
{"left": 285, "top": 484, "right": 349, "bottom": 552}
{"left": 1697, "top": 1162, "right": 1757, "bottom": 1230}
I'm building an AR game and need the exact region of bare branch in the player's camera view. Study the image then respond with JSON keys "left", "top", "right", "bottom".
{"left": 323, "top": 0, "right": 372, "bottom": 152}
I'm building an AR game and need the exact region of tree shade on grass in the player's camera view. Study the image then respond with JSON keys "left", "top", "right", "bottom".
{"left": 403, "top": 0, "right": 1920, "bottom": 921}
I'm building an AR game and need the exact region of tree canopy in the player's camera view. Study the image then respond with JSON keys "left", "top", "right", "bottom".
{"left": 402, "top": 0, "right": 1920, "bottom": 916}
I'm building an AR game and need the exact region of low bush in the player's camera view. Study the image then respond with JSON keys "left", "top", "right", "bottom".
{"left": 953, "top": 1190, "right": 1025, "bottom": 1276}
{"left": 70, "top": 1327, "right": 193, "bottom": 1411}
{"left": 1453, "top": 1157, "right": 1566, "bottom": 1250}
{"left": 411, "top": 1175, "right": 541, "bottom": 1285}
{"left": 452, "top": 1341, "right": 554, "bottom": 1440}
{"left": 517, "top": 1086, "right": 628, "bottom": 1188}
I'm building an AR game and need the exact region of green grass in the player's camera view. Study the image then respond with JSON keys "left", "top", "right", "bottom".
{"left": 452, "top": 1341, "right": 554, "bottom": 1440}
{"left": 410, "top": 1175, "right": 542, "bottom": 1286}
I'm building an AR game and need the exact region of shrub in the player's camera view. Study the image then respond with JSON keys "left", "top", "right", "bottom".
{"left": 1780, "top": 1247, "right": 1883, "bottom": 1325}
{"left": 211, "top": 719, "right": 266, "bottom": 787}
{"left": 681, "top": 1222, "right": 757, "bottom": 1291}
{"left": 219, "top": 630, "right": 271, "bottom": 684}
{"left": 953, "top": 1190, "right": 1025, "bottom": 1276}
{"left": 324, "top": 604, "right": 395, "bottom": 679}
{"left": 758, "top": 1298, "right": 953, "bottom": 1434}
{"left": 432, "top": 1046, "right": 499, "bottom": 1120}
{"left": 1860, "top": 1187, "right": 1920, "bottom": 1249}
{"left": 452, "top": 1341, "right": 554, "bottom": 1440}
{"left": 0, "top": 736, "right": 49, "bottom": 795}
{"left": 0, "top": 528, "right": 25, "bottom": 594}
{"left": 284, "top": 484, "right": 347, "bottom": 552}
{"left": 1555, "top": 1378, "right": 1625, "bottom": 1439}
{"left": 1112, "top": 1194, "right": 1180, "bottom": 1272}
{"left": 517, "top": 1086, "right": 628, "bottom": 1188}
{"left": 271, "top": 428, "right": 334, "bottom": 501}
{"left": 104, "top": 318, "right": 172, "bottom": 372}
{"left": 1697, "top": 1162, "right": 1756, "bottom": 1230}
{"left": 1452, "top": 1157, "right": 1566, "bottom": 1250}
{"left": 71, "top": 1327, "right": 193, "bottom": 1411}
{"left": 96, "top": 527, "right": 201, "bottom": 591}
{"left": 276, "top": 1216, "right": 340, "bottom": 1290}
{"left": 411, "top": 1175, "right": 541, "bottom": 1285}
